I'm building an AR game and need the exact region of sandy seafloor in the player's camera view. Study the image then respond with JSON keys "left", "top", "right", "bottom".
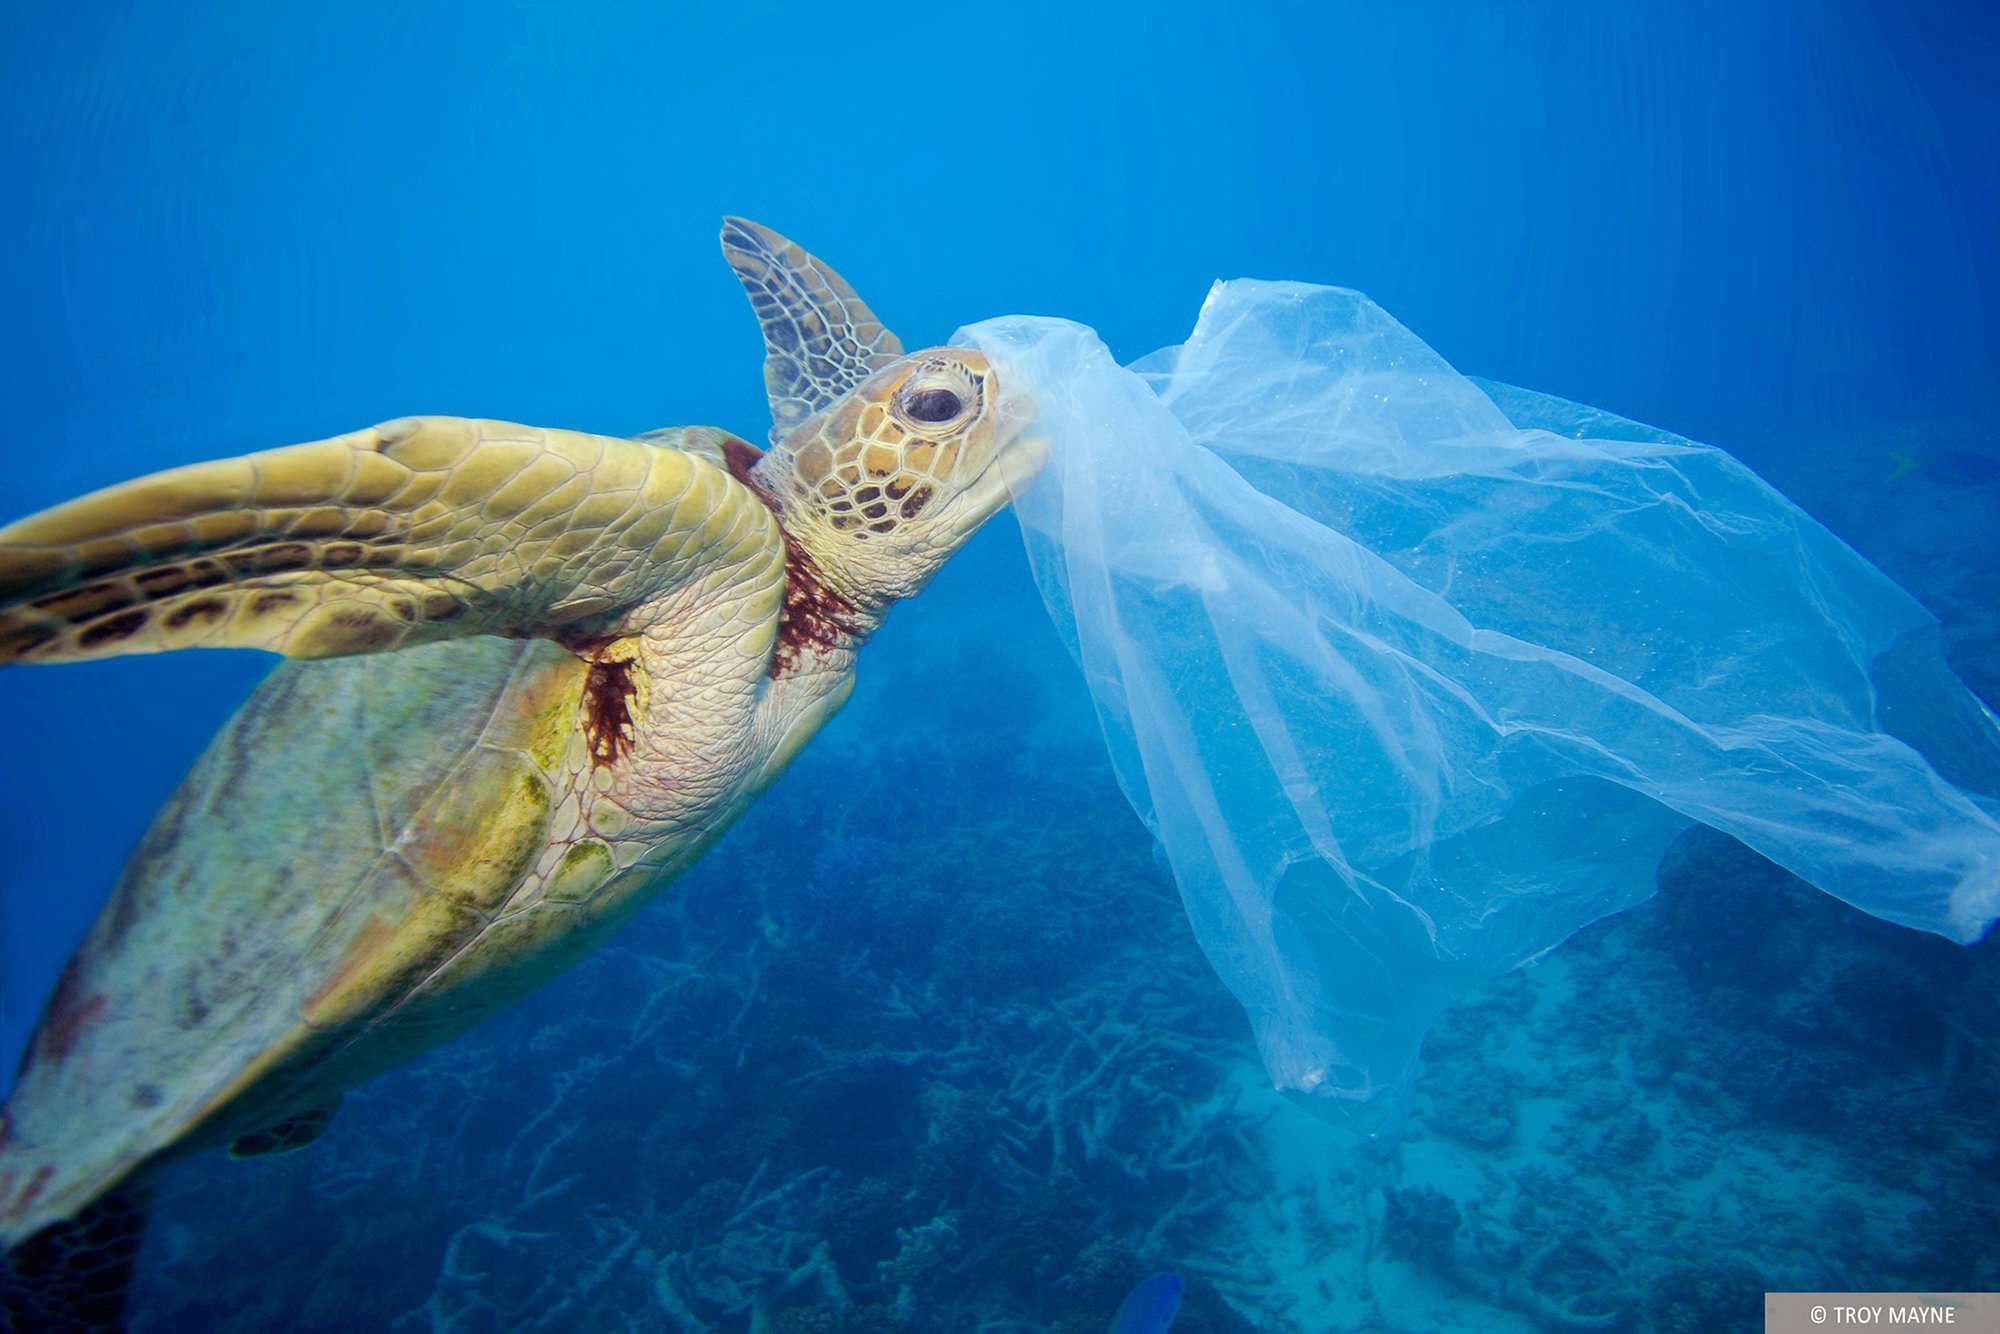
{"left": 103, "top": 419, "right": 1998, "bottom": 1334}
{"left": 1, "top": 3, "right": 1996, "bottom": 1331}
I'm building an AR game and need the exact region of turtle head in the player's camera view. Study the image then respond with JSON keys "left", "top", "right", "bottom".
{"left": 719, "top": 218, "right": 1042, "bottom": 615}
{"left": 750, "top": 348, "right": 1039, "bottom": 611}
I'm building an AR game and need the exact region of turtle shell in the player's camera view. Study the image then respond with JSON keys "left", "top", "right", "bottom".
{"left": 0, "top": 634, "right": 604, "bottom": 1244}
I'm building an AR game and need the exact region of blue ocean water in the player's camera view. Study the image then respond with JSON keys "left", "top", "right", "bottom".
{"left": 2, "top": 2, "right": 1996, "bottom": 1330}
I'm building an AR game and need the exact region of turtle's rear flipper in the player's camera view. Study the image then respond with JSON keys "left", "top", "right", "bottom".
{"left": 229, "top": 1099, "right": 339, "bottom": 1159}
{"left": 1, "top": 1182, "right": 152, "bottom": 1333}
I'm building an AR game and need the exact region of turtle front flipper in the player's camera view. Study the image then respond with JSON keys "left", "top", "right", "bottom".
{"left": 0, "top": 416, "right": 784, "bottom": 665}
{"left": 721, "top": 217, "right": 905, "bottom": 445}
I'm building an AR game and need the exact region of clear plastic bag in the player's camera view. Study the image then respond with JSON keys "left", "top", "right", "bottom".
{"left": 955, "top": 281, "right": 2000, "bottom": 1111}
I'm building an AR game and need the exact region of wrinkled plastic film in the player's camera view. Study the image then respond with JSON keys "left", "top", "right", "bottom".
{"left": 955, "top": 281, "right": 2000, "bottom": 1107}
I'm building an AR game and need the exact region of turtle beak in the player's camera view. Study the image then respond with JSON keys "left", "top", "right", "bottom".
{"left": 947, "top": 385, "right": 1047, "bottom": 535}
{"left": 994, "top": 392, "right": 1049, "bottom": 499}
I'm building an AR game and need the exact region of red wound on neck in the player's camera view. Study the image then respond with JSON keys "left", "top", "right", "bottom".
{"left": 721, "top": 435, "right": 870, "bottom": 678}
{"left": 720, "top": 436, "right": 764, "bottom": 481}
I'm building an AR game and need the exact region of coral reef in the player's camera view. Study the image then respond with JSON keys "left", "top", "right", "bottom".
{"left": 109, "top": 526, "right": 2000, "bottom": 1332}
{"left": 126, "top": 724, "right": 1267, "bottom": 1333}
{"left": 1317, "top": 822, "right": 2000, "bottom": 1333}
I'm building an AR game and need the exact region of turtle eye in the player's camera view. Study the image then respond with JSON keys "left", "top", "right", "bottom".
{"left": 902, "top": 387, "right": 963, "bottom": 423}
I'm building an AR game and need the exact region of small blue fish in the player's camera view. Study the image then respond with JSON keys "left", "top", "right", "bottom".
{"left": 1110, "top": 1272, "right": 1184, "bottom": 1334}
{"left": 1887, "top": 449, "right": 2000, "bottom": 484}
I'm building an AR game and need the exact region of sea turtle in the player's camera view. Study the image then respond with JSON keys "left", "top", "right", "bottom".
{"left": 0, "top": 219, "right": 1038, "bottom": 1328}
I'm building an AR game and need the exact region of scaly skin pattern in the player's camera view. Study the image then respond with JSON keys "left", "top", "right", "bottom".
{"left": 0, "top": 343, "right": 1028, "bottom": 1249}
{"left": 0, "top": 216, "right": 1033, "bottom": 1256}
{"left": 0, "top": 417, "right": 770, "bottom": 666}
{"left": 747, "top": 352, "right": 1032, "bottom": 617}
{"left": 0, "top": 426, "right": 835, "bottom": 1246}
{"left": 718, "top": 217, "right": 906, "bottom": 448}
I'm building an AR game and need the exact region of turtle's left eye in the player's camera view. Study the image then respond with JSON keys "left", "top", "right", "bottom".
{"left": 903, "top": 388, "right": 963, "bottom": 423}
